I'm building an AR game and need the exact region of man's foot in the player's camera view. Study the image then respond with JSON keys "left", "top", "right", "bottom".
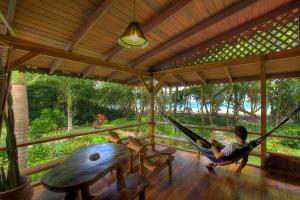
{"left": 205, "top": 163, "right": 217, "bottom": 174}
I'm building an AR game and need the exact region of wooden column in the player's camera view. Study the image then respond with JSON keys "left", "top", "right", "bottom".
{"left": 260, "top": 59, "right": 267, "bottom": 168}
{"left": 149, "top": 76, "right": 155, "bottom": 150}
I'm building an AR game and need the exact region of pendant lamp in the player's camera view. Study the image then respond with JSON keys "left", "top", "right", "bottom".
{"left": 118, "top": 0, "right": 148, "bottom": 48}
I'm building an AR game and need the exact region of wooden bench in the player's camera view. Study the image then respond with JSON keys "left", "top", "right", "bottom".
{"left": 92, "top": 173, "right": 149, "bottom": 200}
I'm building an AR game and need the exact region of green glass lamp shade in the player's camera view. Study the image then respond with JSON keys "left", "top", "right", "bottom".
{"left": 118, "top": 21, "right": 148, "bottom": 48}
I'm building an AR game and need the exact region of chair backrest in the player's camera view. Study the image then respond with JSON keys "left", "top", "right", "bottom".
{"left": 107, "top": 131, "right": 122, "bottom": 144}
{"left": 127, "top": 138, "right": 145, "bottom": 153}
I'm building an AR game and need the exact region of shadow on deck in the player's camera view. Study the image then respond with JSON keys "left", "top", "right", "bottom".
{"left": 33, "top": 148, "right": 300, "bottom": 200}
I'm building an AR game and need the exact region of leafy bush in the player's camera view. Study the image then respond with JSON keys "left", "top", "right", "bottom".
{"left": 29, "top": 109, "right": 66, "bottom": 138}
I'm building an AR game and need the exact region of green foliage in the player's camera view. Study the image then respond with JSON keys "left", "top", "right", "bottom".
{"left": 29, "top": 109, "right": 66, "bottom": 138}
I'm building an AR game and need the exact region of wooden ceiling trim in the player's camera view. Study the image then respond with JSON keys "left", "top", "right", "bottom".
{"left": 151, "top": 0, "right": 300, "bottom": 72}
{"left": 0, "top": 35, "right": 150, "bottom": 76}
{"left": 49, "top": 0, "right": 114, "bottom": 74}
{"left": 224, "top": 67, "right": 232, "bottom": 82}
{"left": 103, "top": 0, "right": 193, "bottom": 61}
{"left": 129, "top": 0, "right": 258, "bottom": 68}
{"left": 153, "top": 47, "right": 300, "bottom": 77}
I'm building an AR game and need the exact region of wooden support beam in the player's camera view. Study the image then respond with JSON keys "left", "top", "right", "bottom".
{"left": 153, "top": 74, "right": 170, "bottom": 95}
{"left": 50, "top": 0, "right": 114, "bottom": 74}
{"left": 49, "top": 59, "right": 63, "bottom": 75}
{"left": 0, "top": 10, "right": 16, "bottom": 37}
{"left": 153, "top": 46, "right": 300, "bottom": 77}
{"left": 151, "top": 0, "right": 300, "bottom": 71}
{"left": 82, "top": 65, "right": 95, "bottom": 78}
{"left": 104, "top": 0, "right": 193, "bottom": 61}
{"left": 130, "top": 0, "right": 257, "bottom": 67}
{"left": 0, "top": 35, "right": 150, "bottom": 77}
{"left": 149, "top": 76, "right": 155, "bottom": 150}
{"left": 260, "top": 58, "right": 267, "bottom": 169}
{"left": 196, "top": 71, "right": 206, "bottom": 85}
{"left": 13, "top": 52, "right": 38, "bottom": 70}
{"left": 138, "top": 75, "right": 151, "bottom": 93}
{"left": 162, "top": 70, "right": 300, "bottom": 87}
{"left": 224, "top": 67, "right": 232, "bottom": 82}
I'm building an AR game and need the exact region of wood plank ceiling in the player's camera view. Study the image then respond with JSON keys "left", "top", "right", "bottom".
{"left": 0, "top": 0, "right": 299, "bottom": 86}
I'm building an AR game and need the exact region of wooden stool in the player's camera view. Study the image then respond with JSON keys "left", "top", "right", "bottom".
{"left": 92, "top": 173, "right": 149, "bottom": 200}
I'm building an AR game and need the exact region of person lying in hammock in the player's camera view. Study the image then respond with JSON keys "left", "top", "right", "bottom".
{"left": 197, "top": 126, "right": 249, "bottom": 173}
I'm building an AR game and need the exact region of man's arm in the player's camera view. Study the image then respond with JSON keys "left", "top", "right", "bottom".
{"left": 211, "top": 145, "right": 225, "bottom": 159}
{"left": 235, "top": 155, "right": 249, "bottom": 173}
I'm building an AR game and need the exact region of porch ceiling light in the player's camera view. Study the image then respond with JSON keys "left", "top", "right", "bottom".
{"left": 118, "top": 0, "right": 148, "bottom": 49}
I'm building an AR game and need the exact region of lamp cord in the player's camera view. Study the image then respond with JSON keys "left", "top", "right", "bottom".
{"left": 134, "top": 0, "right": 135, "bottom": 21}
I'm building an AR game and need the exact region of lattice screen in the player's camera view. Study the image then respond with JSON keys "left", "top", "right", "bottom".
{"left": 158, "top": 8, "right": 299, "bottom": 70}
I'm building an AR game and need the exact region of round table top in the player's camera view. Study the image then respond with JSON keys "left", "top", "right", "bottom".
{"left": 42, "top": 143, "right": 130, "bottom": 192}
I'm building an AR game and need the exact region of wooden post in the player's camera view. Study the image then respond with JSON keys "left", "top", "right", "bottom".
{"left": 149, "top": 76, "right": 155, "bottom": 150}
{"left": 260, "top": 58, "right": 267, "bottom": 168}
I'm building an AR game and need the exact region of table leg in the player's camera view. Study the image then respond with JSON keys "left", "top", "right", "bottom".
{"left": 80, "top": 187, "right": 90, "bottom": 200}
{"left": 65, "top": 191, "right": 77, "bottom": 200}
{"left": 139, "top": 190, "right": 146, "bottom": 200}
{"left": 116, "top": 166, "right": 125, "bottom": 190}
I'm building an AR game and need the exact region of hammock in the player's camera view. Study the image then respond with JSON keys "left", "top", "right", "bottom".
{"left": 160, "top": 106, "right": 300, "bottom": 166}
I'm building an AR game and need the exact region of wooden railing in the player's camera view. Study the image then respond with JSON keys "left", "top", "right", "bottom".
{"left": 1, "top": 122, "right": 150, "bottom": 186}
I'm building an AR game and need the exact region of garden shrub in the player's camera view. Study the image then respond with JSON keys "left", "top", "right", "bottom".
{"left": 29, "top": 108, "right": 66, "bottom": 138}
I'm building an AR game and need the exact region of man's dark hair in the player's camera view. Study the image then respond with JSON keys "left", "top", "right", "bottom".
{"left": 234, "top": 126, "right": 248, "bottom": 141}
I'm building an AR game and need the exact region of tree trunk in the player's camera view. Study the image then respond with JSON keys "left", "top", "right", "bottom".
{"left": 67, "top": 87, "right": 73, "bottom": 132}
{"left": 11, "top": 72, "right": 29, "bottom": 167}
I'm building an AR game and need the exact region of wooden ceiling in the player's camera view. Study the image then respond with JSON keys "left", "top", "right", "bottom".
{"left": 0, "top": 0, "right": 299, "bottom": 87}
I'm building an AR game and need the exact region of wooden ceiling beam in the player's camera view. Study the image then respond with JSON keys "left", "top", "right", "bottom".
{"left": 0, "top": 35, "right": 150, "bottom": 77}
{"left": 151, "top": 0, "right": 300, "bottom": 72}
{"left": 129, "top": 0, "right": 257, "bottom": 68}
{"left": 104, "top": 0, "right": 193, "bottom": 61}
{"left": 165, "top": 71, "right": 300, "bottom": 87}
{"left": 224, "top": 67, "right": 232, "bottom": 82}
{"left": 13, "top": 52, "right": 39, "bottom": 70}
{"left": 153, "top": 47, "right": 300, "bottom": 77}
{"left": 174, "top": 74, "right": 187, "bottom": 86}
{"left": 196, "top": 71, "right": 207, "bottom": 85}
{"left": 50, "top": 0, "right": 114, "bottom": 74}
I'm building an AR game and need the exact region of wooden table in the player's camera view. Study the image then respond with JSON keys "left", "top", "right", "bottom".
{"left": 42, "top": 143, "right": 130, "bottom": 200}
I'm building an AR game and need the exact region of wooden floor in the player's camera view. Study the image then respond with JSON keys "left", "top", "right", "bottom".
{"left": 33, "top": 148, "right": 300, "bottom": 200}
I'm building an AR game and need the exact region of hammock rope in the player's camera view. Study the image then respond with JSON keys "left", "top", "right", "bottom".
{"left": 160, "top": 106, "right": 300, "bottom": 166}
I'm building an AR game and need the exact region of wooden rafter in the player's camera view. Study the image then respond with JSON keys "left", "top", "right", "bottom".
{"left": 49, "top": 0, "right": 114, "bottom": 74}
{"left": 0, "top": 35, "right": 150, "bottom": 77}
{"left": 196, "top": 71, "right": 206, "bottom": 85}
{"left": 153, "top": 46, "right": 300, "bottom": 77}
{"left": 104, "top": 0, "right": 193, "bottom": 61}
{"left": 13, "top": 52, "right": 38, "bottom": 70}
{"left": 224, "top": 67, "right": 232, "bottom": 82}
{"left": 151, "top": 0, "right": 300, "bottom": 72}
{"left": 105, "top": 71, "right": 119, "bottom": 81}
{"left": 129, "top": 0, "right": 257, "bottom": 68}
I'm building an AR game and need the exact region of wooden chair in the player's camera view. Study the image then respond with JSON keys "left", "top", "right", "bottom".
{"left": 127, "top": 138, "right": 176, "bottom": 181}
{"left": 106, "top": 131, "right": 152, "bottom": 173}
